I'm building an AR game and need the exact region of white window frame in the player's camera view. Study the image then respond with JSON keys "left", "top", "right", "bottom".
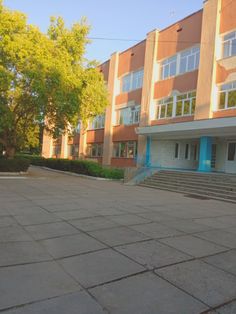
{"left": 218, "top": 81, "right": 236, "bottom": 110}
{"left": 88, "top": 115, "right": 105, "bottom": 130}
{"left": 175, "top": 91, "right": 196, "bottom": 117}
{"left": 87, "top": 143, "right": 103, "bottom": 158}
{"left": 116, "top": 105, "right": 140, "bottom": 125}
{"left": 157, "top": 97, "right": 174, "bottom": 119}
{"left": 159, "top": 45, "right": 200, "bottom": 81}
{"left": 113, "top": 141, "right": 137, "bottom": 159}
{"left": 121, "top": 69, "right": 144, "bottom": 93}
{"left": 184, "top": 143, "right": 191, "bottom": 160}
{"left": 222, "top": 30, "right": 236, "bottom": 59}
{"left": 174, "top": 142, "right": 180, "bottom": 160}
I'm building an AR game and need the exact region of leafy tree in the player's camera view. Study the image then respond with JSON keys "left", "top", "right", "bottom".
{"left": 0, "top": 1, "right": 108, "bottom": 158}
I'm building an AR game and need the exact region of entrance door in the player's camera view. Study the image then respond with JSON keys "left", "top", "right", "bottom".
{"left": 211, "top": 144, "right": 217, "bottom": 169}
{"left": 225, "top": 142, "right": 236, "bottom": 173}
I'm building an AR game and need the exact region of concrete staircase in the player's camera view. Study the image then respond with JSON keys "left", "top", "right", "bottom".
{"left": 139, "top": 170, "right": 236, "bottom": 203}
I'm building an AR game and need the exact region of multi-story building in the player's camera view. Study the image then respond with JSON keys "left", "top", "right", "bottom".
{"left": 42, "top": 0, "right": 236, "bottom": 174}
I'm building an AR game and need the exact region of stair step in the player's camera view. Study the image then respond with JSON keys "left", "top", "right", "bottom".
{"left": 157, "top": 171, "right": 236, "bottom": 182}
{"left": 141, "top": 180, "right": 236, "bottom": 199}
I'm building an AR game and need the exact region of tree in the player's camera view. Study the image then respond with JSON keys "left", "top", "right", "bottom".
{"left": 0, "top": 1, "right": 109, "bottom": 158}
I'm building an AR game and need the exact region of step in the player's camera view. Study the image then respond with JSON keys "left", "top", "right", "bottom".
{"left": 144, "top": 178, "right": 236, "bottom": 192}
{"left": 139, "top": 183, "right": 236, "bottom": 203}
{"left": 139, "top": 183, "right": 236, "bottom": 204}
{"left": 139, "top": 180, "right": 236, "bottom": 200}
{"left": 157, "top": 171, "right": 236, "bottom": 182}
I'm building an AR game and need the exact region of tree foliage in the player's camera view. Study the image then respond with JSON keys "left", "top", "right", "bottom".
{"left": 0, "top": 1, "right": 109, "bottom": 157}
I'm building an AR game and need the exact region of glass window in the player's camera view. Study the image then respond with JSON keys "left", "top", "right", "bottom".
{"left": 157, "top": 97, "right": 174, "bottom": 119}
{"left": 228, "top": 143, "right": 236, "bottom": 161}
{"left": 113, "top": 141, "right": 137, "bottom": 158}
{"left": 218, "top": 81, "right": 236, "bottom": 110}
{"left": 193, "top": 144, "right": 198, "bottom": 161}
{"left": 223, "top": 31, "right": 236, "bottom": 58}
{"left": 116, "top": 106, "right": 140, "bottom": 125}
{"left": 175, "top": 91, "right": 196, "bottom": 117}
{"left": 161, "top": 56, "right": 177, "bottom": 80}
{"left": 185, "top": 144, "right": 190, "bottom": 160}
{"left": 175, "top": 143, "right": 180, "bottom": 159}
{"left": 122, "top": 69, "right": 144, "bottom": 93}
{"left": 88, "top": 115, "right": 105, "bottom": 130}
{"left": 87, "top": 144, "right": 103, "bottom": 158}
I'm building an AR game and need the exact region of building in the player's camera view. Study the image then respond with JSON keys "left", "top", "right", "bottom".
{"left": 42, "top": 0, "right": 236, "bottom": 174}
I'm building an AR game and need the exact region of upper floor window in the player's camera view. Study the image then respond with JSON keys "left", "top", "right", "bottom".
{"left": 113, "top": 141, "right": 137, "bottom": 158}
{"left": 176, "top": 91, "right": 196, "bottom": 116}
{"left": 87, "top": 143, "right": 103, "bottom": 158}
{"left": 122, "top": 69, "right": 144, "bottom": 93}
{"left": 223, "top": 31, "right": 236, "bottom": 58}
{"left": 156, "top": 91, "right": 196, "bottom": 120}
{"left": 116, "top": 105, "right": 140, "bottom": 125}
{"left": 88, "top": 115, "right": 105, "bottom": 130}
{"left": 218, "top": 81, "right": 236, "bottom": 110}
{"left": 157, "top": 97, "right": 174, "bottom": 119}
{"left": 160, "top": 46, "right": 200, "bottom": 80}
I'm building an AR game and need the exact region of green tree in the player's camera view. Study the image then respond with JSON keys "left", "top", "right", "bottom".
{"left": 0, "top": 1, "right": 108, "bottom": 158}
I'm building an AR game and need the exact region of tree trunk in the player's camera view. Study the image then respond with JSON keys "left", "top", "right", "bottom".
{"left": 5, "top": 146, "right": 16, "bottom": 159}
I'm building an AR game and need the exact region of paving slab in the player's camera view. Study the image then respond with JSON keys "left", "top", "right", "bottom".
{"left": 116, "top": 240, "right": 192, "bottom": 269}
{"left": 195, "top": 230, "right": 236, "bottom": 249}
{"left": 160, "top": 235, "right": 227, "bottom": 258}
{"left": 162, "top": 218, "right": 213, "bottom": 233}
{"left": 25, "top": 221, "right": 79, "bottom": 240}
{"left": 14, "top": 212, "right": 61, "bottom": 226}
{"left": 130, "top": 222, "right": 183, "bottom": 239}
{"left": 0, "top": 242, "right": 52, "bottom": 267}
{"left": 90, "top": 272, "right": 208, "bottom": 314}
{"left": 215, "top": 300, "right": 236, "bottom": 314}
{"left": 0, "top": 261, "right": 80, "bottom": 311}
{"left": 56, "top": 209, "right": 99, "bottom": 220}
{"left": 0, "top": 216, "right": 17, "bottom": 227}
{"left": 156, "top": 260, "right": 236, "bottom": 307}
{"left": 107, "top": 214, "right": 150, "bottom": 226}
{"left": 69, "top": 216, "right": 119, "bottom": 232}
{"left": 40, "top": 233, "right": 106, "bottom": 259}
{"left": 88, "top": 226, "right": 149, "bottom": 247}
{"left": 59, "top": 248, "right": 145, "bottom": 288}
{"left": 0, "top": 226, "right": 33, "bottom": 242}
{"left": 203, "top": 250, "right": 236, "bottom": 276}
{"left": 3, "top": 291, "right": 106, "bottom": 314}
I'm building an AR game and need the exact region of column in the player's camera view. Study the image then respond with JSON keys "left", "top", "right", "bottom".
{"left": 60, "top": 133, "right": 68, "bottom": 159}
{"left": 198, "top": 136, "right": 212, "bottom": 172}
{"left": 41, "top": 129, "right": 53, "bottom": 158}
{"left": 145, "top": 136, "right": 152, "bottom": 167}
{"left": 102, "top": 52, "right": 119, "bottom": 166}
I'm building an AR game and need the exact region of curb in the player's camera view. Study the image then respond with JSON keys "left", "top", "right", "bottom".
{"left": 0, "top": 171, "right": 28, "bottom": 176}
{"left": 33, "top": 166, "right": 123, "bottom": 182}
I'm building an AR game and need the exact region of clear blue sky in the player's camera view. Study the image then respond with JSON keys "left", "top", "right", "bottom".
{"left": 4, "top": 0, "right": 203, "bottom": 63}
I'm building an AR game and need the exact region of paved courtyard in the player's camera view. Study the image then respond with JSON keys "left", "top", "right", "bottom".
{"left": 0, "top": 167, "right": 236, "bottom": 313}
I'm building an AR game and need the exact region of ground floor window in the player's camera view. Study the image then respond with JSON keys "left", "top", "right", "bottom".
{"left": 185, "top": 143, "right": 190, "bottom": 160}
{"left": 87, "top": 143, "right": 103, "bottom": 157}
{"left": 192, "top": 143, "right": 199, "bottom": 161}
{"left": 174, "top": 143, "right": 180, "bottom": 159}
{"left": 113, "top": 141, "right": 137, "bottom": 158}
{"left": 67, "top": 144, "right": 79, "bottom": 158}
{"left": 52, "top": 145, "right": 61, "bottom": 157}
{"left": 228, "top": 143, "right": 236, "bottom": 161}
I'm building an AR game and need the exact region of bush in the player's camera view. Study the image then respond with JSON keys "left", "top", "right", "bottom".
{"left": 0, "top": 158, "right": 30, "bottom": 172}
{"left": 21, "top": 155, "right": 124, "bottom": 180}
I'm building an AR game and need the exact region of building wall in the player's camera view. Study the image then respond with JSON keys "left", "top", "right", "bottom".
{"left": 42, "top": 0, "right": 236, "bottom": 171}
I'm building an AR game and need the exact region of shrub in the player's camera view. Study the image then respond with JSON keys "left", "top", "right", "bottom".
{"left": 0, "top": 158, "right": 30, "bottom": 172}
{"left": 21, "top": 155, "right": 124, "bottom": 179}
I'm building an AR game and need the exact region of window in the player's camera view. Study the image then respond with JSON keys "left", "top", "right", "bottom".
{"left": 121, "top": 69, "right": 144, "bottom": 93}
{"left": 222, "top": 31, "right": 236, "bottom": 58}
{"left": 218, "top": 82, "right": 236, "bottom": 110}
{"left": 113, "top": 141, "right": 137, "bottom": 158}
{"left": 52, "top": 145, "right": 61, "bottom": 157}
{"left": 116, "top": 106, "right": 140, "bottom": 125}
{"left": 174, "top": 143, "right": 180, "bottom": 159}
{"left": 88, "top": 115, "right": 105, "bottom": 130}
{"left": 192, "top": 144, "right": 198, "bottom": 161}
{"left": 176, "top": 91, "right": 196, "bottom": 116}
{"left": 228, "top": 143, "right": 236, "bottom": 161}
{"left": 161, "top": 56, "right": 177, "bottom": 80}
{"left": 68, "top": 144, "right": 79, "bottom": 157}
{"left": 160, "top": 46, "right": 200, "bottom": 80}
{"left": 87, "top": 143, "right": 103, "bottom": 157}
{"left": 179, "top": 47, "right": 200, "bottom": 74}
{"left": 185, "top": 144, "right": 190, "bottom": 160}
{"left": 157, "top": 97, "right": 174, "bottom": 119}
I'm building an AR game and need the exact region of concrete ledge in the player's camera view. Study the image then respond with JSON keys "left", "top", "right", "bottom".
{"left": 36, "top": 166, "right": 123, "bottom": 182}
{"left": 0, "top": 171, "right": 28, "bottom": 176}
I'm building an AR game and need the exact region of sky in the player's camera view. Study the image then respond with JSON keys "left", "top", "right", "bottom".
{"left": 3, "top": 0, "right": 203, "bottom": 63}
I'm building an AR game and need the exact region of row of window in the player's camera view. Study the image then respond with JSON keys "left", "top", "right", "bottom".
{"left": 223, "top": 31, "right": 236, "bottom": 59}
{"left": 219, "top": 81, "right": 236, "bottom": 110}
{"left": 122, "top": 69, "right": 144, "bottom": 93}
{"left": 174, "top": 143, "right": 198, "bottom": 161}
{"left": 86, "top": 141, "right": 138, "bottom": 159}
{"left": 160, "top": 46, "right": 200, "bottom": 80}
{"left": 157, "top": 91, "right": 196, "bottom": 119}
{"left": 88, "top": 115, "right": 105, "bottom": 130}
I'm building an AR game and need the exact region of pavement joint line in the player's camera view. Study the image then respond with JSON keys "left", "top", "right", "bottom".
{"left": 190, "top": 232, "right": 234, "bottom": 250}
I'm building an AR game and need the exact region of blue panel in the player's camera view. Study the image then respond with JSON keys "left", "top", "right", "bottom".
{"left": 145, "top": 136, "right": 151, "bottom": 167}
{"left": 198, "top": 136, "right": 212, "bottom": 172}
